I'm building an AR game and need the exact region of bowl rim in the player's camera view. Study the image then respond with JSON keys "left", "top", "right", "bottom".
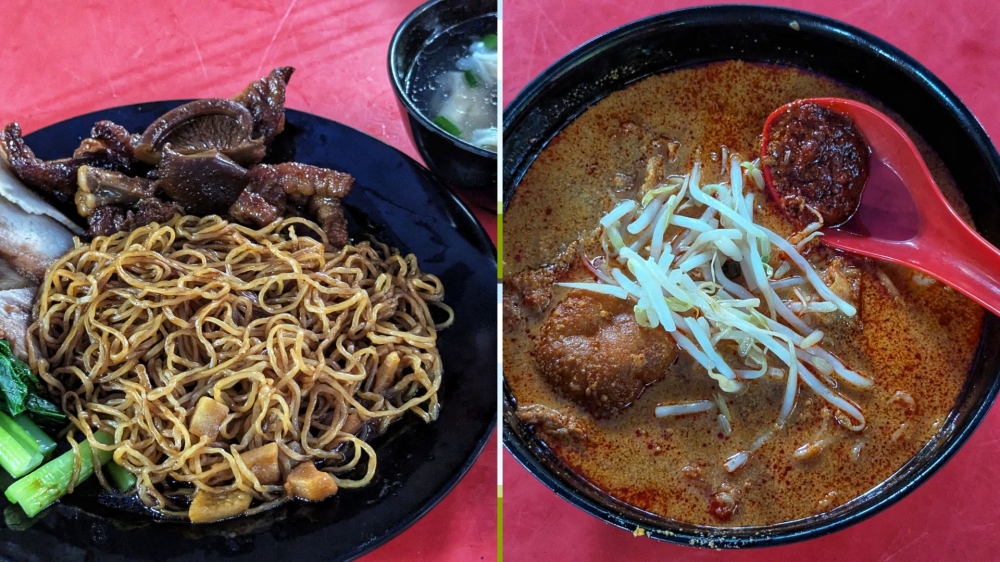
{"left": 502, "top": 3, "right": 1000, "bottom": 548}
{"left": 387, "top": 0, "right": 498, "bottom": 159}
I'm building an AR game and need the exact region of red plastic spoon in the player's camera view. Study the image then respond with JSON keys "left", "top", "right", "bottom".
{"left": 761, "top": 97, "right": 1000, "bottom": 317}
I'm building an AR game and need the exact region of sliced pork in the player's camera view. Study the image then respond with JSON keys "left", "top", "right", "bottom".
{"left": 0, "top": 288, "right": 33, "bottom": 360}
{"left": 0, "top": 155, "right": 79, "bottom": 281}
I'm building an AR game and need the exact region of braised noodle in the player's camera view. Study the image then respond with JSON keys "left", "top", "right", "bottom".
{"left": 28, "top": 214, "right": 452, "bottom": 517}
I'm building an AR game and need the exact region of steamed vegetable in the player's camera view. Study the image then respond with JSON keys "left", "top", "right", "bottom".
{"left": 5, "top": 431, "right": 114, "bottom": 517}
{"left": 107, "top": 460, "right": 136, "bottom": 492}
{"left": 0, "top": 340, "right": 63, "bottom": 478}
{"left": 0, "top": 340, "right": 64, "bottom": 425}
{"left": 13, "top": 413, "right": 56, "bottom": 456}
{"left": 0, "top": 412, "right": 44, "bottom": 477}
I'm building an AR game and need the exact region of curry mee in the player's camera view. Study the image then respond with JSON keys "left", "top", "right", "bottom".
{"left": 502, "top": 61, "right": 983, "bottom": 526}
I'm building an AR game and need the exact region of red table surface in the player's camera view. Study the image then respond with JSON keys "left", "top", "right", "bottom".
{"left": 504, "top": 1, "right": 1000, "bottom": 561}
{"left": 0, "top": 1, "right": 497, "bottom": 560}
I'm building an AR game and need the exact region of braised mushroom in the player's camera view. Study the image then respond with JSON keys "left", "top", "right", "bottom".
{"left": 1, "top": 66, "right": 358, "bottom": 243}
{"left": 134, "top": 99, "right": 266, "bottom": 167}
{"left": 155, "top": 145, "right": 249, "bottom": 215}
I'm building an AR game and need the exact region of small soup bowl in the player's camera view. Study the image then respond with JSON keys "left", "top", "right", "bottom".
{"left": 388, "top": 0, "right": 497, "bottom": 195}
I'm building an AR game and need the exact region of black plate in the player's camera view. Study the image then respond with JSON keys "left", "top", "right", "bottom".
{"left": 0, "top": 102, "right": 497, "bottom": 561}
{"left": 503, "top": 5, "right": 1000, "bottom": 549}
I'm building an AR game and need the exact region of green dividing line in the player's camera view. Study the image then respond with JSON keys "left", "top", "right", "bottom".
{"left": 497, "top": 485, "right": 503, "bottom": 561}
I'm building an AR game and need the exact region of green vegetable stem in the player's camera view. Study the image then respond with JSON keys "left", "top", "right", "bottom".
{"left": 0, "top": 412, "right": 44, "bottom": 478}
{"left": 5, "top": 431, "right": 114, "bottom": 517}
{"left": 107, "top": 459, "right": 137, "bottom": 492}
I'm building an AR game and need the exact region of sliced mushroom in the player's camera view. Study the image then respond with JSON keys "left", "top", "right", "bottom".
{"left": 155, "top": 145, "right": 249, "bottom": 215}
{"left": 234, "top": 67, "right": 295, "bottom": 144}
{"left": 134, "top": 99, "right": 265, "bottom": 166}
{"left": 75, "top": 165, "right": 156, "bottom": 218}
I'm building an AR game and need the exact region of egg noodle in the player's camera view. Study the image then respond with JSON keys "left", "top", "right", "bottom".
{"left": 29, "top": 215, "right": 451, "bottom": 518}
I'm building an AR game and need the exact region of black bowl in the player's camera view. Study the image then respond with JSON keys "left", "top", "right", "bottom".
{"left": 388, "top": 0, "right": 498, "bottom": 194}
{"left": 0, "top": 102, "right": 497, "bottom": 562}
{"left": 502, "top": 5, "right": 1000, "bottom": 548}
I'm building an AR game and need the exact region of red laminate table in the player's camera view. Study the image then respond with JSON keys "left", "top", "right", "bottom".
{"left": 0, "top": 1, "right": 497, "bottom": 560}
{"left": 503, "top": 1, "right": 1000, "bottom": 560}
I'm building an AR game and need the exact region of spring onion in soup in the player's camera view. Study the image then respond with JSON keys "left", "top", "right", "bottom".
{"left": 432, "top": 115, "right": 462, "bottom": 137}
{"left": 430, "top": 35, "right": 498, "bottom": 150}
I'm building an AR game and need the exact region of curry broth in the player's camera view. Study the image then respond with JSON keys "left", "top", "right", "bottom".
{"left": 502, "top": 62, "right": 984, "bottom": 526}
